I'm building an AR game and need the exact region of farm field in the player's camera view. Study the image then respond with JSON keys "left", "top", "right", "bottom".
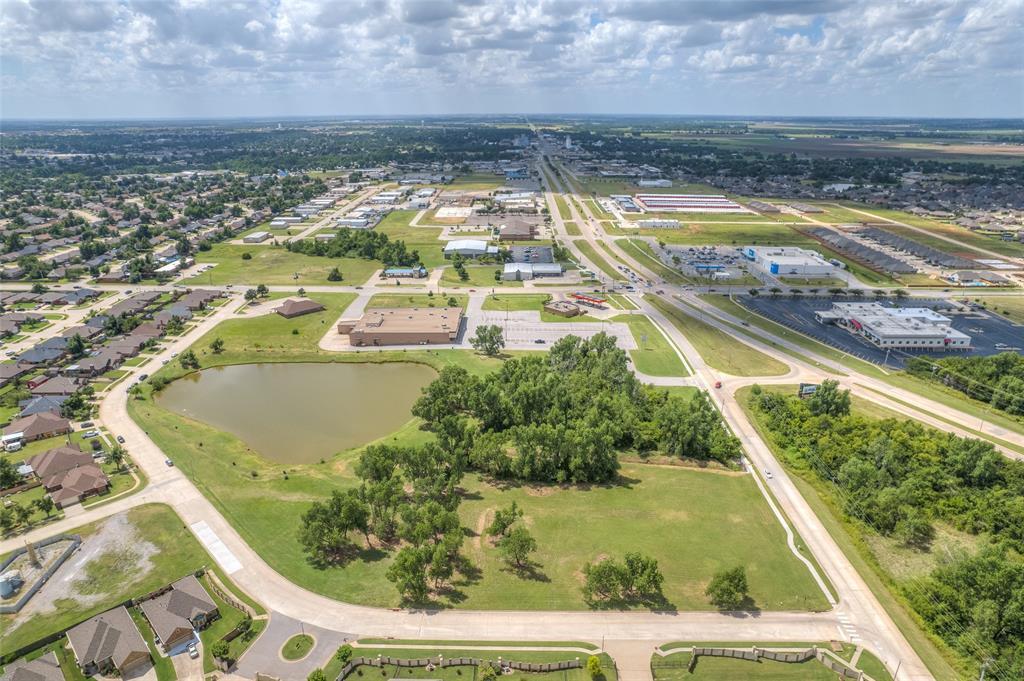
{"left": 190, "top": 243, "right": 380, "bottom": 286}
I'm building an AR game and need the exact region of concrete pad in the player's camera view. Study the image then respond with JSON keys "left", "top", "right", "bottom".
{"left": 190, "top": 520, "right": 242, "bottom": 574}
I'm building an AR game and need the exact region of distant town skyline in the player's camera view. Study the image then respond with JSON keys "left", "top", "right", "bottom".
{"left": 1, "top": 0, "right": 1022, "bottom": 120}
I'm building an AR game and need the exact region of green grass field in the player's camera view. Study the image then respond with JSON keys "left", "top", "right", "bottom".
{"left": 653, "top": 651, "right": 851, "bottom": 680}
{"left": 447, "top": 173, "right": 508, "bottom": 191}
{"left": 648, "top": 297, "right": 788, "bottom": 377}
{"left": 610, "top": 222, "right": 813, "bottom": 247}
{"left": 612, "top": 314, "right": 690, "bottom": 377}
{"left": 368, "top": 293, "right": 469, "bottom": 309}
{"left": 125, "top": 301, "right": 824, "bottom": 612}
{"left": 440, "top": 265, "right": 518, "bottom": 288}
{"left": 966, "top": 295, "right": 1024, "bottom": 323}
{"left": 346, "top": 647, "right": 617, "bottom": 681}
{"left": 190, "top": 244, "right": 380, "bottom": 286}
{"left": 564, "top": 220, "right": 582, "bottom": 236}
{"left": 375, "top": 211, "right": 447, "bottom": 268}
{"left": 482, "top": 293, "right": 550, "bottom": 311}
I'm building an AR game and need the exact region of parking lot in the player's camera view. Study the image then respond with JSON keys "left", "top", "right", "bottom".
{"left": 467, "top": 311, "right": 637, "bottom": 350}
{"left": 737, "top": 295, "right": 1024, "bottom": 367}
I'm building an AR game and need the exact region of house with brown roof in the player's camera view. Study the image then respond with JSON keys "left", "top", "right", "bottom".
{"left": 28, "top": 445, "right": 92, "bottom": 480}
{"left": 2, "top": 412, "right": 72, "bottom": 442}
{"left": 66, "top": 349, "right": 122, "bottom": 377}
{"left": 0, "top": 651, "right": 64, "bottom": 681}
{"left": 0, "top": 363, "right": 31, "bottom": 389}
{"left": 29, "top": 376, "right": 82, "bottom": 397}
{"left": 47, "top": 464, "right": 109, "bottom": 508}
{"left": 66, "top": 606, "right": 151, "bottom": 677}
{"left": 140, "top": 575, "right": 219, "bottom": 652}
{"left": 275, "top": 298, "right": 326, "bottom": 318}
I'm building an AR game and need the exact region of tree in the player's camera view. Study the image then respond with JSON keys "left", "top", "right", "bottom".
{"left": 498, "top": 526, "right": 537, "bottom": 569}
{"left": 34, "top": 495, "right": 55, "bottom": 518}
{"left": 307, "top": 670, "right": 326, "bottom": 681}
{"left": 386, "top": 546, "right": 430, "bottom": 603}
{"left": 256, "top": 284, "right": 269, "bottom": 297}
{"left": 0, "top": 458, "right": 20, "bottom": 488}
{"left": 179, "top": 350, "right": 200, "bottom": 370}
{"left": 470, "top": 324, "right": 504, "bottom": 356}
{"left": 0, "top": 507, "right": 15, "bottom": 533}
{"left": 327, "top": 267, "right": 343, "bottom": 281}
{"left": 621, "top": 552, "right": 664, "bottom": 600}
{"left": 109, "top": 445, "right": 126, "bottom": 471}
{"left": 335, "top": 644, "right": 353, "bottom": 665}
{"left": 241, "top": 252, "right": 253, "bottom": 260}
{"left": 66, "top": 333, "right": 87, "bottom": 359}
{"left": 210, "top": 337, "right": 225, "bottom": 354}
{"left": 299, "top": 489, "right": 369, "bottom": 564}
{"left": 244, "top": 288, "right": 258, "bottom": 302}
{"left": 486, "top": 501, "right": 523, "bottom": 538}
{"left": 582, "top": 557, "right": 623, "bottom": 602}
{"left": 705, "top": 566, "right": 749, "bottom": 609}
{"left": 13, "top": 503, "right": 32, "bottom": 527}
{"left": 478, "top": 664, "right": 498, "bottom": 681}
{"left": 586, "top": 656, "right": 603, "bottom": 679}
{"left": 210, "top": 640, "right": 230, "bottom": 661}
{"left": 298, "top": 288, "right": 306, "bottom": 297}
{"left": 807, "top": 379, "right": 850, "bottom": 417}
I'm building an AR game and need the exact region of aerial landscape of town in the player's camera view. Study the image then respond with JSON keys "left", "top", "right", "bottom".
{"left": 0, "top": 2, "right": 1022, "bottom": 681}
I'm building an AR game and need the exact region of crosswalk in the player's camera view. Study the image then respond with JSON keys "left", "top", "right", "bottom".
{"left": 836, "top": 611, "right": 861, "bottom": 643}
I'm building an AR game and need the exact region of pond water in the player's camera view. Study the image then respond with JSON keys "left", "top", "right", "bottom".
{"left": 157, "top": 362, "right": 436, "bottom": 464}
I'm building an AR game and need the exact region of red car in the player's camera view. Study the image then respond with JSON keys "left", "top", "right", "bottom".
{"left": 714, "top": 381, "right": 722, "bottom": 389}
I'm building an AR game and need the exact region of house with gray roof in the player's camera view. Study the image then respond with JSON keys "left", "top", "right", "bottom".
{"left": 140, "top": 575, "right": 219, "bottom": 652}
{"left": 66, "top": 606, "right": 151, "bottom": 677}
{"left": 0, "top": 651, "right": 63, "bottom": 681}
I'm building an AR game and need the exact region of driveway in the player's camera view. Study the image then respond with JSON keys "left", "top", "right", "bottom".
{"left": 236, "top": 612, "right": 353, "bottom": 680}
{"left": 170, "top": 642, "right": 204, "bottom": 681}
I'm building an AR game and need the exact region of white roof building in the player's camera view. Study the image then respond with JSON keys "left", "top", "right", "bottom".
{"left": 815, "top": 302, "right": 971, "bottom": 350}
{"left": 444, "top": 240, "right": 498, "bottom": 257}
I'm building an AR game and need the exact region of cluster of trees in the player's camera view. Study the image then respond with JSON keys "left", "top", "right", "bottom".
{"left": 748, "top": 382, "right": 1024, "bottom": 676}
{"left": 412, "top": 333, "right": 740, "bottom": 484}
{"left": 582, "top": 553, "right": 664, "bottom": 605}
{"left": 285, "top": 228, "right": 420, "bottom": 267}
{"left": 906, "top": 352, "right": 1024, "bottom": 417}
{"left": 300, "top": 441, "right": 470, "bottom": 603}
{"left": 486, "top": 501, "right": 537, "bottom": 570}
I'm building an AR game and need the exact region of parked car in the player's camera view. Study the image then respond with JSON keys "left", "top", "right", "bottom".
{"left": 162, "top": 359, "right": 169, "bottom": 365}
{"left": 714, "top": 381, "right": 722, "bottom": 389}
{"left": 171, "top": 352, "right": 178, "bottom": 358}
{"left": 83, "top": 430, "right": 100, "bottom": 438}
{"left": 116, "top": 435, "right": 125, "bottom": 444}
{"left": 80, "top": 421, "right": 95, "bottom": 429}
{"left": 187, "top": 643, "right": 199, "bottom": 660}
{"left": 138, "top": 374, "right": 148, "bottom": 381}
{"left": 165, "top": 459, "right": 174, "bottom": 467}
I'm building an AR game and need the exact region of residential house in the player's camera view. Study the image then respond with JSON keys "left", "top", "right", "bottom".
{"left": 66, "top": 606, "right": 151, "bottom": 677}
{"left": 66, "top": 350, "right": 121, "bottom": 378}
{"left": 28, "top": 445, "right": 93, "bottom": 480}
{"left": 29, "top": 376, "right": 82, "bottom": 397}
{"left": 46, "top": 464, "right": 110, "bottom": 508}
{"left": 275, "top": 298, "right": 326, "bottom": 318}
{"left": 0, "top": 363, "right": 31, "bottom": 389}
{"left": 17, "top": 347, "right": 65, "bottom": 365}
{"left": 18, "top": 395, "right": 68, "bottom": 417}
{"left": 140, "top": 575, "right": 219, "bottom": 652}
{"left": 2, "top": 412, "right": 72, "bottom": 442}
{"left": 0, "top": 651, "right": 64, "bottom": 681}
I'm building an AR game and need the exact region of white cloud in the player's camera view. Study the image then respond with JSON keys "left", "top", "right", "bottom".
{"left": 0, "top": 0, "right": 1020, "bottom": 118}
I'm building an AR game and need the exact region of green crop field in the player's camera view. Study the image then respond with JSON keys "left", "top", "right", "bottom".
{"left": 190, "top": 243, "right": 380, "bottom": 286}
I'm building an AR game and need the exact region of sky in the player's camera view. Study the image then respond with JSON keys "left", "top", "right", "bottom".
{"left": 1, "top": 0, "right": 1022, "bottom": 120}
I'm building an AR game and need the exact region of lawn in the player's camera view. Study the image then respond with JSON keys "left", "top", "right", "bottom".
{"left": 367, "top": 293, "right": 468, "bottom": 309}
{"left": 188, "top": 243, "right": 381, "bottom": 286}
{"left": 653, "top": 651, "right": 846, "bottom": 680}
{"left": 481, "top": 293, "right": 551, "bottom": 311}
{"left": 129, "top": 606, "right": 175, "bottom": 681}
{"left": 610, "top": 222, "right": 813, "bottom": 247}
{"left": 0, "top": 504, "right": 212, "bottom": 655}
{"left": 612, "top": 314, "right": 691, "bottom": 377}
{"left": 441, "top": 265, "right": 519, "bottom": 289}
{"left": 966, "top": 294, "right": 1024, "bottom": 324}
{"left": 374, "top": 211, "right": 447, "bottom": 268}
{"left": 574, "top": 241, "right": 623, "bottom": 280}
{"left": 648, "top": 297, "right": 788, "bottom": 377}
{"left": 282, "top": 634, "right": 315, "bottom": 660}
{"left": 553, "top": 194, "right": 572, "bottom": 221}
{"left": 346, "top": 647, "right": 617, "bottom": 681}
{"left": 564, "top": 220, "right": 582, "bottom": 236}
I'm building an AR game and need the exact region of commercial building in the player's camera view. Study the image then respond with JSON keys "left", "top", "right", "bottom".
{"left": 443, "top": 239, "right": 499, "bottom": 258}
{"left": 815, "top": 302, "right": 971, "bottom": 350}
{"left": 543, "top": 300, "right": 581, "bottom": 317}
{"left": 788, "top": 203, "right": 824, "bottom": 214}
{"left": 747, "top": 200, "right": 781, "bottom": 213}
{"left": 338, "top": 307, "right": 464, "bottom": 346}
{"left": 634, "top": 194, "right": 746, "bottom": 213}
{"left": 243, "top": 231, "right": 270, "bottom": 244}
{"left": 638, "top": 179, "right": 672, "bottom": 188}
{"left": 569, "top": 292, "right": 608, "bottom": 309}
{"left": 501, "top": 262, "right": 563, "bottom": 281}
{"left": 274, "top": 298, "right": 326, "bottom": 318}
{"left": 743, "top": 246, "right": 835, "bottom": 277}
{"left": 382, "top": 266, "right": 428, "bottom": 279}
{"left": 636, "top": 219, "right": 680, "bottom": 228}
{"left": 496, "top": 222, "right": 537, "bottom": 241}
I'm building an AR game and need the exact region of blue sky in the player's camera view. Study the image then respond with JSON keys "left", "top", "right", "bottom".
{"left": 1, "top": 0, "right": 1022, "bottom": 119}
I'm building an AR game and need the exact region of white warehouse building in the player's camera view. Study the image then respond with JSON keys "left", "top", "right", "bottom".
{"left": 815, "top": 303, "right": 971, "bottom": 350}
{"left": 744, "top": 246, "right": 835, "bottom": 277}
{"left": 444, "top": 239, "right": 499, "bottom": 258}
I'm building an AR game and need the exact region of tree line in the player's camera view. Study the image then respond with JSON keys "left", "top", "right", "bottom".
{"left": 906, "top": 352, "right": 1024, "bottom": 417}
{"left": 412, "top": 333, "right": 740, "bottom": 484}
{"left": 285, "top": 228, "right": 421, "bottom": 267}
{"left": 748, "top": 381, "right": 1024, "bottom": 678}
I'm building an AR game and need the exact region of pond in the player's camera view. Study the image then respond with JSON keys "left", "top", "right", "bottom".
{"left": 157, "top": 362, "right": 437, "bottom": 464}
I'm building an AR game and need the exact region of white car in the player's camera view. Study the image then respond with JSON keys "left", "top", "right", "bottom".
{"left": 187, "top": 643, "right": 199, "bottom": 659}
{"left": 764, "top": 470, "right": 773, "bottom": 480}
{"left": 171, "top": 352, "right": 179, "bottom": 358}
